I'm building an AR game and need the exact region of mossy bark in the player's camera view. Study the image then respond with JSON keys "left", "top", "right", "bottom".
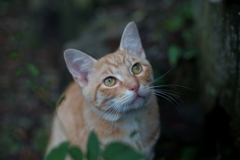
{"left": 193, "top": 0, "right": 240, "bottom": 152}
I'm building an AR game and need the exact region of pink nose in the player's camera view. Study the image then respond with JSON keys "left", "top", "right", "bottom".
{"left": 128, "top": 83, "right": 140, "bottom": 93}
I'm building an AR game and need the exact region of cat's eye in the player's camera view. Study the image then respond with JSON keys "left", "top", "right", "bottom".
{"left": 132, "top": 63, "right": 142, "bottom": 74}
{"left": 104, "top": 77, "right": 116, "bottom": 86}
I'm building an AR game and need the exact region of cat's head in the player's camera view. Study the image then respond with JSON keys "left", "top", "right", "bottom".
{"left": 64, "top": 22, "right": 154, "bottom": 121}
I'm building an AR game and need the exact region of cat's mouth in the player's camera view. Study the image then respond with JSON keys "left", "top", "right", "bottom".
{"left": 132, "top": 95, "right": 144, "bottom": 103}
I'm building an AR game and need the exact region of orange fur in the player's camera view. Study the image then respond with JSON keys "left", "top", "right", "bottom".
{"left": 46, "top": 22, "right": 160, "bottom": 160}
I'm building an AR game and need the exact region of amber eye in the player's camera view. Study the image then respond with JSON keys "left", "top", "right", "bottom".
{"left": 104, "top": 77, "right": 116, "bottom": 86}
{"left": 132, "top": 63, "right": 142, "bottom": 74}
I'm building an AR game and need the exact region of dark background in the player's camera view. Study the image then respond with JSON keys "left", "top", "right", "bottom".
{"left": 0, "top": 0, "right": 239, "bottom": 159}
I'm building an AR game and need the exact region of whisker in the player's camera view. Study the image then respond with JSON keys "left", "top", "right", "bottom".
{"left": 153, "top": 89, "right": 181, "bottom": 98}
{"left": 150, "top": 84, "right": 194, "bottom": 91}
{"left": 154, "top": 89, "right": 185, "bottom": 105}
{"left": 87, "top": 107, "right": 106, "bottom": 127}
{"left": 150, "top": 69, "right": 172, "bottom": 85}
{"left": 154, "top": 89, "right": 182, "bottom": 96}
{"left": 152, "top": 92, "right": 182, "bottom": 114}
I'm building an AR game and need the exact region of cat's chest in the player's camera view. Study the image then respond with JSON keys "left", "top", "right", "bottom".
{"left": 97, "top": 118, "right": 157, "bottom": 158}
{"left": 99, "top": 116, "right": 148, "bottom": 146}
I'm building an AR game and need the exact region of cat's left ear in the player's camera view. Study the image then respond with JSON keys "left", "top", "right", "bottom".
{"left": 64, "top": 49, "right": 97, "bottom": 87}
{"left": 120, "top": 22, "right": 146, "bottom": 59}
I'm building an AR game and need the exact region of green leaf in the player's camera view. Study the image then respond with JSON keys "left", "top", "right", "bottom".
{"left": 45, "top": 141, "right": 69, "bottom": 160}
{"left": 103, "top": 142, "right": 144, "bottom": 160}
{"left": 69, "top": 146, "right": 83, "bottom": 160}
{"left": 9, "top": 32, "right": 22, "bottom": 41}
{"left": 134, "top": 117, "right": 141, "bottom": 123}
{"left": 167, "top": 45, "right": 181, "bottom": 67}
{"left": 164, "top": 16, "right": 185, "bottom": 32}
{"left": 87, "top": 131, "right": 100, "bottom": 160}
{"left": 27, "top": 64, "right": 39, "bottom": 77}
{"left": 15, "top": 32, "right": 22, "bottom": 40}
{"left": 179, "top": 3, "right": 193, "bottom": 19}
{"left": 182, "top": 28, "right": 194, "bottom": 43}
{"left": 130, "top": 130, "right": 137, "bottom": 138}
{"left": 183, "top": 48, "right": 198, "bottom": 60}
{"left": 9, "top": 51, "right": 19, "bottom": 60}
{"left": 44, "top": 82, "right": 52, "bottom": 89}
{"left": 15, "top": 68, "right": 25, "bottom": 76}
{"left": 56, "top": 95, "right": 65, "bottom": 106}
{"left": 180, "top": 146, "right": 199, "bottom": 160}
{"left": 25, "top": 80, "right": 38, "bottom": 90}
{"left": 48, "top": 101, "right": 56, "bottom": 110}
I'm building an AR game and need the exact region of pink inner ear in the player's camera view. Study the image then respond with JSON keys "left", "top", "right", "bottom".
{"left": 120, "top": 22, "right": 146, "bottom": 59}
{"left": 64, "top": 49, "right": 96, "bottom": 87}
{"left": 80, "top": 72, "right": 89, "bottom": 85}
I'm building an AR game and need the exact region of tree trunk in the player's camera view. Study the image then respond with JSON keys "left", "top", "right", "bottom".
{"left": 193, "top": 0, "right": 240, "bottom": 153}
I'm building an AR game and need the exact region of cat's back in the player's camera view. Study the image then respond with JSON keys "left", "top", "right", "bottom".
{"left": 48, "top": 82, "right": 88, "bottom": 151}
{"left": 58, "top": 82, "right": 84, "bottom": 116}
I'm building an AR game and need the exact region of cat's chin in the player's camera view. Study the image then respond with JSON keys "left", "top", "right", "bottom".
{"left": 100, "top": 107, "right": 143, "bottom": 122}
{"left": 99, "top": 97, "right": 151, "bottom": 122}
{"left": 130, "top": 95, "right": 145, "bottom": 105}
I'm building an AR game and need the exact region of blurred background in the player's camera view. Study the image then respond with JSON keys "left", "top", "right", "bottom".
{"left": 0, "top": 0, "right": 240, "bottom": 159}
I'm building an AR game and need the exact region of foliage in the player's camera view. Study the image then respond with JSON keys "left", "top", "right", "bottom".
{"left": 45, "top": 131, "right": 143, "bottom": 160}
{"left": 45, "top": 142, "right": 70, "bottom": 160}
{"left": 179, "top": 146, "right": 199, "bottom": 160}
{"left": 103, "top": 142, "right": 143, "bottom": 160}
{"left": 162, "top": 1, "right": 198, "bottom": 67}
{"left": 167, "top": 44, "right": 181, "bottom": 67}
{"left": 27, "top": 63, "right": 40, "bottom": 77}
{"left": 69, "top": 146, "right": 83, "bottom": 160}
{"left": 18, "top": 62, "right": 58, "bottom": 110}
{"left": 86, "top": 132, "right": 100, "bottom": 160}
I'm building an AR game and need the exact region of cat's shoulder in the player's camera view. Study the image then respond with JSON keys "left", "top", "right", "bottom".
{"left": 58, "top": 82, "right": 83, "bottom": 111}
{"left": 64, "top": 82, "right": 82, "bottom": 95}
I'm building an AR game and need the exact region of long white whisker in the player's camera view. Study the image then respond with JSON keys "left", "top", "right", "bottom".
{"left": 153, "top": 89, "right": 181, "bottom": 99}
{"left": 100, "top": 95, "right": 130, "bottom": 130}
{"left": 151, "top": 89, "right": 182, "bottom": 113}
{"left": 150, "top": 84, "right": 194, "bottom": 91}
{"left": 150, "top": 69, "right": 172, "bottom": 85}
{"left": 154, "top": 89, "right": 185, "bottom": 105}
{"left": 86, "top": 108, "right": 105, "bottom": 127}
{"left": 153, "top": 89, "right": 182, "bottom": 96}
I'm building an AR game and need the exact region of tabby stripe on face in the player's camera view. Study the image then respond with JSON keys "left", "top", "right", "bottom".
{"left": 100, "top": 98, "right": 108, "bottom": 107}
{"left": 91, "top": 83, "right": 102, "bottom": 103}
{"left": 106, "top": 60, "right": 118, "bottom": 68}
{"left": 126, "top": 58, "right": 132, "bottom": 65}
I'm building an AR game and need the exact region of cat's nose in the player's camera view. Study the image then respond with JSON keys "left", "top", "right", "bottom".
{"left": 128, "top": 83, "right": 139, "bottom": 93}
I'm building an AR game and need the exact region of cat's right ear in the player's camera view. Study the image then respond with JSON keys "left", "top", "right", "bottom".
{"left": 64, "top": 49, "right": 96, "bottom": 87}
{"left": 120, "top": 22, "right": 146, "bottom": 59}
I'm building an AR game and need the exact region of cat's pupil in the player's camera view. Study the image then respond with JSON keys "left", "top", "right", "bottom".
{"left": 134, "top": 66, "right": 139, "bottom": 70}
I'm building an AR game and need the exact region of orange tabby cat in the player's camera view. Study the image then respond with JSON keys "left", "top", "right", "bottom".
{"left": 47, "top": 22, "right": 160, "bottom": 160}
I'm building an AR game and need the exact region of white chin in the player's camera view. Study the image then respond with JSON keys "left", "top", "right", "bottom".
{"left": 129, "top": 97, "right": 145, "bottom": 109}
{"left": 118, "top": 96, "right": 145, "bottom": 113}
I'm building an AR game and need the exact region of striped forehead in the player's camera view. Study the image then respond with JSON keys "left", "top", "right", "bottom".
{"left": 98, "top": 52, "right": 135, "bottom": 74}
{"left": 107, "top": 54, "right": 128, "bottom": 66}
